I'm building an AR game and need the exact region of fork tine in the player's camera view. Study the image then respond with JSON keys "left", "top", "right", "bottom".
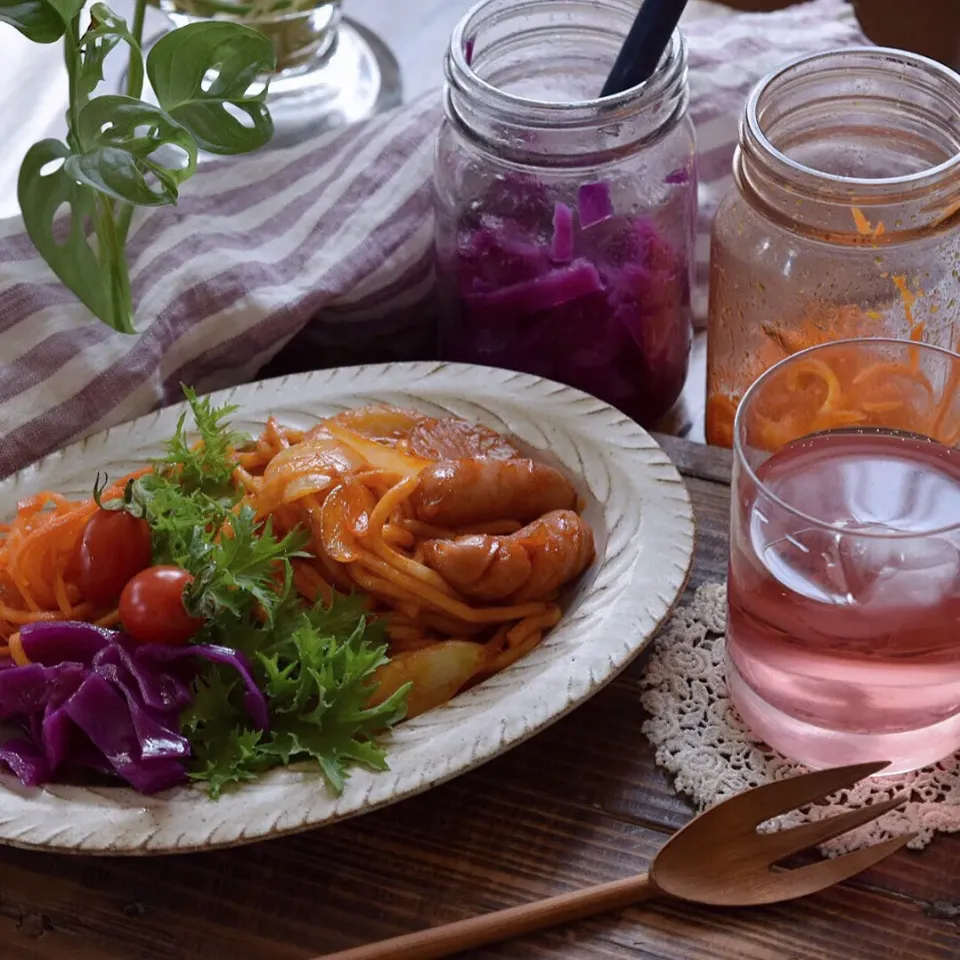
{"left": 751, "top": 833, "right": 917, "bottom": 905}
{"left": 759, "top": 793, "right": 909, "bottom": 861}
{"left": 707, "top": 761, "right": 891, "bottom": 836}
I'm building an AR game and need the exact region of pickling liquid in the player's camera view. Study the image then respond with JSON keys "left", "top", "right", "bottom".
{"left": 727, "top": 430, "right": 960, "bottom": 772}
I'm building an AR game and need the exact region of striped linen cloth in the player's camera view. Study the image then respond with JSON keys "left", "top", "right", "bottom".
{"left": 0, "top": 0, "right": 865, "bottom": 479}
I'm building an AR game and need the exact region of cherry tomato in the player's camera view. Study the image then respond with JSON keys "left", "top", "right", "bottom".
{"left": 119, "top": 566, "right": 204, "bottom": 646}
{"left": 75, "top": 509, "right": 153, "bottom": 606}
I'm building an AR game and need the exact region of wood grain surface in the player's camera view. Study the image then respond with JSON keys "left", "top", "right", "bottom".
{"left": 0, "top": 436, "right": 957, "bottom": 960}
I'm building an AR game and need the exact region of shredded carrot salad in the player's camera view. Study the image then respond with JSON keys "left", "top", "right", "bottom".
{"left": 0, "top": 471, "right": 149, "bottom": 640}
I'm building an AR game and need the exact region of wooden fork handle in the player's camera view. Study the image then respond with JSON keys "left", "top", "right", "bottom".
{"left": 318, "top": 872, "right": 657, "bottom": 960}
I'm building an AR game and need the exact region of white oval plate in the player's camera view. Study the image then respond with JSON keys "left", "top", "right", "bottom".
{"left": 0, "top": 363, "right": 694, "bottom": 855}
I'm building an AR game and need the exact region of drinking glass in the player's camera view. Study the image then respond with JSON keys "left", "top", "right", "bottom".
{"left": 726, "top": 338, "right": 960, "bottom": 773}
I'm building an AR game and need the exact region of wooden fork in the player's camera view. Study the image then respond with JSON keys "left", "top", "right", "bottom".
{"left": 320, "top": 761, "right": 913, "bottom": 960}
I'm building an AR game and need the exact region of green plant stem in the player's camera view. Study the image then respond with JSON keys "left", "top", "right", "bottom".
{"left": 63, "top": 17, "right": 84, "bottom": 150}
{"left": 116, "top": 0, "right": 149, "bottom": 244}
{"left": 75, "top": 8, "right": 135, "bottom": 333}
{"left": 128, "top": 0, "right": 147, "bottom": 96}
{"left": 115, "top": 201, "right": 135, "bottom": 245}
{"left": 96, "top": 194, "right": 136, "bottom": 334}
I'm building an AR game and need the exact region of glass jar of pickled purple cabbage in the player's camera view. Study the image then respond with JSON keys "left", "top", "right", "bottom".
{"left": 434, "top": 0, "right": 697, "bottom": 428}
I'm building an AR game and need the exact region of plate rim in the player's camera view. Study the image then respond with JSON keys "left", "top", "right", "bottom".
{"left": 0, "top": 361, "right": 695, "bottom": 855}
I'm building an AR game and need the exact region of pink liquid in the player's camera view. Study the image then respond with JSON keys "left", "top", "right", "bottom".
{"left": 727, "top": 430, "right": 960, "bottom": 772}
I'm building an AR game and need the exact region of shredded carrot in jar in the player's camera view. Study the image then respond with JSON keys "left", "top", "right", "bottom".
{"left": 851, "top": 207, "right": 871, "bottom": 235}
{"left": 705, "top": 395, "right": 738, "bottom": 448}
{"left": 851, "top": 206, "right": 884, "bottom": 238}
{"left": 740, "top": 342, "right": 955, "bottom": 452}
{"left": 706, "top": 260, "right": 951, "bottom": 448}
{"left": 786, "top": 358, "right": 843, "bottom": 412}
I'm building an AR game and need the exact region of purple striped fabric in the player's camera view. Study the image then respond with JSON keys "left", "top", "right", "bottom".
{"left": 0, "top": 0, "right": 866, "bottom": 479}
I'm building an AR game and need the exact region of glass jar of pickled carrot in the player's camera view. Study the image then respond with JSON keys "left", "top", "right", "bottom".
{"left": 706, "top": 47, "right": 960, "bottom": 447}
{"left": 434, "top": 0, "right": 697, "bottom": 428}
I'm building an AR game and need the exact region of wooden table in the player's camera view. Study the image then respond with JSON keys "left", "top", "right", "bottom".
{"left": 1, "top": 436, "right": 957, "bottom": 960}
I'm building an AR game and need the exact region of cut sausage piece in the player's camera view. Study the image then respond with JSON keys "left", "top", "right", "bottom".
{"left": 421, "top": 510, "right": 595, "bottom": 603}
{"left": 410, "top": 459, "right": 578, "bottom": 527}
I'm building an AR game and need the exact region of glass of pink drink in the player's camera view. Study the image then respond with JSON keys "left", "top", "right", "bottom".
{"left": 727, "top": 338, "right": 960, "bottom": 773}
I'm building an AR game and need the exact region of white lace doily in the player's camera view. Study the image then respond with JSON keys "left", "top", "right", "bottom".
{"left": 640, "top": 583, "right": 960, "bottom": 852}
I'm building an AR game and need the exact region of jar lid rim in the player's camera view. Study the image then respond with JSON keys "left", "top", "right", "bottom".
{"left": 744, "top": 45, "right": 960, "bottom": 191}
{"left": 446, "top": 0, "right": 687, "bottom": 126}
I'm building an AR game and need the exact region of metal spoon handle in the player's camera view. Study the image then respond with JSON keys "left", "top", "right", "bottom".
{"left": 320, "top": 872, "right": 656, "bottom": 960}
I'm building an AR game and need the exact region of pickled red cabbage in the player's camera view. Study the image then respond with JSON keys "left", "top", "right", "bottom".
{"left": 442, "top": 179, "right": 691, "bottom": 427}
{"left": 464, "top": 261, "right": 604, "bottom": 319}
{"left": 550, "top": 203, "right": 574, "bottom": 263}
{"left": 577, "top": 182, "right": 614, "bottom": 228}
{"left": 0, "top": 622, "right": 269, "bottom": 794}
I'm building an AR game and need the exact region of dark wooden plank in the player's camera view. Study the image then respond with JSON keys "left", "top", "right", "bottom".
{"left": 679, "top": 475, "right": 730, "bottom": 589}
{"left": 654, "top": 432, "right": 732, "bottom": 486}
{"left": 3, "top": 756, "right": 957, "bottom": 960}
{"left": 2, "top": 764, "right": 957, "bottom": 960}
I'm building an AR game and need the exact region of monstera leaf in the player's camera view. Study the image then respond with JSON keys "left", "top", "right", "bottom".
{"left": 0, "top": 0, "right": 82, "bottom": 42}
{"left": 77, "top": 3, "right": 144, "bottom": 99}
{"left": 65, "top": 96, "right": 198, "bottom": 205}
{"left": 147, "top": 22, "right": 275, "bottom": 154}
{"left": 18, "top": 139, "right": 134, "bottom": 333}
